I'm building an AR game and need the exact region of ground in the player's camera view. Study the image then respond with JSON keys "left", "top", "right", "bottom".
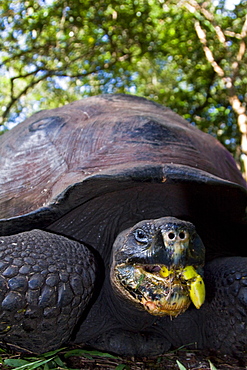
{"left": 0, "top": 346, "right": 246, "bottom": 369}
{"left": 65, "top": 349, "right": 247, "bottom": 369}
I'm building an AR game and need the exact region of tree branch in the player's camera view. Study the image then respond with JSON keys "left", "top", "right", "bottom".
{"left": 181, "top": 0, "right": 228, "bottom": 48}
{"left": 1, "top": 54, "right": 126, "bottom": 125}
{"left": 1, "top": 72, "right": 52, "bottom": 123}
{"left": 194, "top": 21, "right": 225, "bottom": 77}
{"left": 181, "top": 0, "right": 247, "bottom": 178}
{"left": 237, "top": 14, "right": 247, "bottom": 61}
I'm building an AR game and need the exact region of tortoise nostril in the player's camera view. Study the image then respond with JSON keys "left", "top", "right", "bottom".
{"left": 179, "top": 231, "right": 185, "bottom": 240}
{"left": 168, "top": 232, "right": 175, "bottom": 240}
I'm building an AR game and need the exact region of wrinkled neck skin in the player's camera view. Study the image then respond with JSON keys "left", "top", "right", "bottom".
{"left": 106, "top": 269, "right": 158, "bottom": 329}
{"left": 106, "top": 270, "right": 204, "bottom": 339}
{"left": 74, "top": 266, "right": 204, "bottom": 354}
{"left": 73, "top": 266, "right": 158, "bottom": 344}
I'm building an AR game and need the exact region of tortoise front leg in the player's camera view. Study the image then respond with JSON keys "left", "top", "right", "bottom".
{"left": 0, "top": 230, "right": 96, "bottom": 354}
{"left": 202, "top": 257, "right": 247, "bottom": 356}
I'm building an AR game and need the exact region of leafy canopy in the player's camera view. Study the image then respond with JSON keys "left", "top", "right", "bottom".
{"left": 1, "top": 0, "right": 247, "bottom": 166}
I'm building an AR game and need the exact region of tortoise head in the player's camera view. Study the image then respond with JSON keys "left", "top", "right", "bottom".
{"left": 111, "top": 216, "right": 205, "bottom": 317}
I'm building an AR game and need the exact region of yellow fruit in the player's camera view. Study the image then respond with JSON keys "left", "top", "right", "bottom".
{"left": 188, "top": 275, "right": 205, "bottom": 309}
{"left": 181, "top": 265, "right": 198, "bottom": 280}
{"left": 181, "top": 266, "right": 205, "bottom": 309}
{"left": 159, "top": 266, "right": 172, "bottom": 278}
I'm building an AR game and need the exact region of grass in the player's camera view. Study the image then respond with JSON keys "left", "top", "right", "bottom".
{"left": 0, "top": 346, "right": 245, "bottom": 370}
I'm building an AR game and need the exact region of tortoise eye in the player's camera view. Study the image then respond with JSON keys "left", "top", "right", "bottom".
{"left": 134, "top": 229, "right": 149, "bottom": 244}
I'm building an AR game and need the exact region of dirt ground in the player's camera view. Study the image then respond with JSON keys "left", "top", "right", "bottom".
{"left": 65, "top": 349, "right": 247, "bottom": 370}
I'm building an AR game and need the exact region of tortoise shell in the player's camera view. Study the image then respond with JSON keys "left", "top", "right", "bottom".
{"left": 0, "top": 94, "right": 246, "bottom": 257}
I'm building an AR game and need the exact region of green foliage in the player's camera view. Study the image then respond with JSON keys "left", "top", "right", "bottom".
{"left": 4, "top": 348, "right": 68, "bottom": 370}
{"left": 2, "top": 347, "right": 129, "bottom": 370}
{"left": 114, "top": 365, "right": 130, "bottom": 370}
{"left": 0, "top": 0, "right": 247, "bottom": 164}
{"left": 63, "top": 348, "right": 118, "bottom": 360}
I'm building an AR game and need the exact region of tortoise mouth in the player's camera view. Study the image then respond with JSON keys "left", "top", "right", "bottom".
{"left": 113, "top": 262, "right": 204, "bottom": 317}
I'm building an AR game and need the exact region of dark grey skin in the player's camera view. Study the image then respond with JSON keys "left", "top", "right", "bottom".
{"left": 0, "top": 95, "right": 246, "bottom": 357}
{"left": 0, "top": 216, "right": 246, "bottom": 357}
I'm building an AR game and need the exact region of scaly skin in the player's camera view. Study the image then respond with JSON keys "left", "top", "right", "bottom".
{"left": 0, "top": 230, "right": 96, "bottom": 353}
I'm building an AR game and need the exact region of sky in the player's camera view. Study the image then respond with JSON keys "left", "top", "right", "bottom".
{"left": 220, "top": 0, "right": 241, "bottom": 9}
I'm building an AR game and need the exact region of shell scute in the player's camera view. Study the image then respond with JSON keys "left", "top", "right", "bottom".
{"left": 0, "top": 94, "right": 246, "bottom": 223}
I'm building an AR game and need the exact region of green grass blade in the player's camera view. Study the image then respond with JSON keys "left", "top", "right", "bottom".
{"left": 64, "top": 348, "right": 118, "bottom": 359}
{"left": 209, "top": 360, "right": 218, "bottom": 370}
{"left": 53, "top": 355, "right": 67, "bottom": 367}
{"left": 42, "top": 348, "right": 66, "bottom": 358}
{"left": 115, "top": 364, "right": 130, "bottom": 370}
{"left": 176, "top": 360, "right": 187, "bottom": 370}
{"left": 4, "top": 359, "right": 31, "bottom": 368}
{"left": 4, "top": 356, "right": 56, "bottom": 370}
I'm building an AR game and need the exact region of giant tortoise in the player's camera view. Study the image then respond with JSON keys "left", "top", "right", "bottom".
{"left": 0, "top": 94, "right": 246, "bottom": 357}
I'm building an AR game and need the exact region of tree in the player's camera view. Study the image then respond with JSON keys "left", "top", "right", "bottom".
{"left": 131, "top": 0, "right": 247, "bottom": 176}
{"left": 179, "top": 0, "right": 247, "bottom": 177}
{"left": 1, "top": 0, "right": 247, "bottom": 177}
